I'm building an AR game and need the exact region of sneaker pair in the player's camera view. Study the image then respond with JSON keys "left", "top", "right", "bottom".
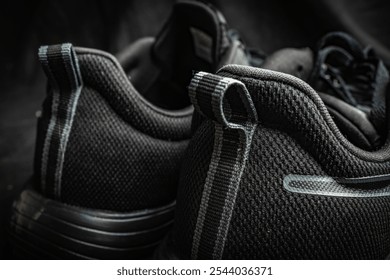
{"left": 9, "top": 0, "right": 252, "bottom": 259}
{"left": 10, "top": 0, "right": 390, "bottom": 259}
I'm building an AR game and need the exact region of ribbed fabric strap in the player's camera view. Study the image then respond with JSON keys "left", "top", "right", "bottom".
{"left": 189, "top": 72, "right": 258, "bottom": 259}
{"left": 38, "top": 43, "right": 83, "bottom": 198}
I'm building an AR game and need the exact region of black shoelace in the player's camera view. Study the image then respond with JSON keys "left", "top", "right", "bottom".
{"left": 311, "top": 32, "right": 379, "bottom": 112}
{"left": 319, "top": 48, "right": 376, "bottom": 109}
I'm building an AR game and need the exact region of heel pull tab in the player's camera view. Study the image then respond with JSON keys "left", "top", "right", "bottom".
{"left": 38, "top": 43, "right": 83, "bottom": 198}
{"left": 189, "top": 71, "right": 257, "bottom": 259}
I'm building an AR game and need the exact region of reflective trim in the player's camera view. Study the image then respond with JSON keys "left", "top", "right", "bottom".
{"left": 284, "top": 174, "right": 390, "bottom": 198}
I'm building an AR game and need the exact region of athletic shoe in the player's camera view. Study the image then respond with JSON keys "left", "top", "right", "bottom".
{"left": 158, "top": 33, "right": 390, "bottom": 259}
{"left": 9, "top": 0, "right": 251, "bottom": 259}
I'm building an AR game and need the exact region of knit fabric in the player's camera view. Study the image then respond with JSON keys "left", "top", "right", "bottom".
{"left": 34, "top": 48, "right": 192, "bottom": 211}
{"left": 171, "top": 65, "right": 390, "bottom": 259}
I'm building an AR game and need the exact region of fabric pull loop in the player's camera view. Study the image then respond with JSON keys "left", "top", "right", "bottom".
{"left": 189, "top": 71, "right": 257, "bottom": 259}
{"left": 38, "top": 43, "right": 83, "bottom": 198}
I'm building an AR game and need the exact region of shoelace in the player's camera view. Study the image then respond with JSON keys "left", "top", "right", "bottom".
{"left": 318, "top": 46, "right": 377, "bottom": 111}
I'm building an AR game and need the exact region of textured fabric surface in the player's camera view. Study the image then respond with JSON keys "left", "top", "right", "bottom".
{"left": 31, "top": 0, "right": 254, "bottom": 214}
{"left": 36, "top": 44, "right": 83, "bottom": 199}
{"left": 222, "top": 67, "right": 390, "bottom": 258}
{"left": 76, "top": 51, "right": 192, "bottom": 141}
{"left": 188, "top": 72, "right": 257, "bottom": 259}
{"left": 60, "top": 86, "right": 188, "bottom": 211}
{"left": 5, "top": 0, "right": 390, "bottom": 261}
{"left": 259, "top": 33, "right": 389, "bottom": 152}
{"left": 173, "top": 121, "right": 215, "bottom": 259}
{"left": 171, "top": 65, "right": 390, "bottom": 259}
{"left": 224, "top": 127, "right": 390, "bottom": 259}
{"left": 34, "top": 49, "right": 191, "bottom": 211}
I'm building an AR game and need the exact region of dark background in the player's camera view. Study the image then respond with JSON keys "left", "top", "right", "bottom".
{"left": 1, "top": 0, "right": 389, "bottom": 259}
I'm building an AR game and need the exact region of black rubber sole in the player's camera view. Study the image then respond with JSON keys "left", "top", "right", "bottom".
{"left": 9, "top": 189, "right": 175, "bottom": 259}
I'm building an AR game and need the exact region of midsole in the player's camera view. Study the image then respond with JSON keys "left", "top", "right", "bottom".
{"left": 10, "top": 188, "right": 175, "bottom": 259}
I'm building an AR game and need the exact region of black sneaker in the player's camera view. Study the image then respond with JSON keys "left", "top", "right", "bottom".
{"left": 9, "top": 0, "right": 251, "bottom": 259}
{"left": 158, "top": 33, "right": 390, "bottom": 259}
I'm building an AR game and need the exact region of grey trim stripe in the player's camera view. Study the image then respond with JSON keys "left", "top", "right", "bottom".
{"left": 39, "top": 45, "right": 60, "bottom": 193}
{"left": 38, "top": 43, "right": 83, "bottom": 198}
{"left": 190, "top": 74, "right": 223, "bottom": 259}
{"left": 54, "top": 44, "right": 83, "bottom": 198}
{"left": 284, "top": 174, "right": 390, "bottom": 198}
{"left": 191, "top": 124, "right": 224, "bottom": 259}
{"left": 213, "top": 125, "right": 256, "bottom": 259}
{"left": 191, "top": 77, "right": 230, "bottom": 259}
{"left": 189, "top": 72, "right": 257, "bottom": 259}
{"left": 188, "top": 71, "right": 205, "bottom": 115}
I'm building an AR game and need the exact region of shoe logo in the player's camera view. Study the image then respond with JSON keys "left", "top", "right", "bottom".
{"left": 284, "top": 174, "right": 390, "bottom": 197}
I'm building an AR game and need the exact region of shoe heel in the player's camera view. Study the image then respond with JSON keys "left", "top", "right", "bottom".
{"left": 9, "top": 189, "right": 175, "bottom": 259}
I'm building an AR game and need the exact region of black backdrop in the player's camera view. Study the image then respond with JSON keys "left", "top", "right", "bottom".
{"left": 1, "top": 0, "right": 389, "bottom": 259}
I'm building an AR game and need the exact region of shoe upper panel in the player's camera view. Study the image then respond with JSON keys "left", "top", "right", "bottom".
{"left": 60, "top": 86, "right": 189, "bottom": 211}
{"left": 33, "top": 45, "right": 192, "bottom": 211}
{"left": 216, "top": 65, "right": 390, "bottom": 259}
{"left": 75, "top": 47, "right": 193, "bottom": 141}
{"left": 219, "top": 65, "right": 390, "bottom": 164}
{"left": 171, "top": 65, "right": 390, "bottom": 259}
{"left": 172, "top": 120, "right": 215, "bottom": 259}
{"left": 224, "top": 126, "right": 390, "bottom": 259}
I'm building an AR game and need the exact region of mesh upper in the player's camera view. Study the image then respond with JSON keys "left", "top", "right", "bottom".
{"left": 76, "top": 52, "right": 192, "bottom": 141}
{"left": 34, "top": 50, "right": 191, "bottom": 211}
{"left": 60, "top": 86, "right": 188, "bottom": 211}
{"left": 173, "top": 121, "right": 215, "bottom": 258}
{"left": 224, "top": 127, "right": 390, "bottom": 259}
{"left": 171, "top": 65, "right": 390, "bottom": 259}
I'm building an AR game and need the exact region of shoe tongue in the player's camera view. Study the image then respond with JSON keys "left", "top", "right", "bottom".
{"left": 152, "top": 0, "right": 230, "bottom": 86}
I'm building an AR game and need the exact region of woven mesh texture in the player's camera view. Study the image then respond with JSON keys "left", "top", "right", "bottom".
{"left": 34, "top": 50, "right": 192, "bottom": 211}
{"left": 224, "top": 127, "right": 390, "bottom": 259}
{"left": 61, "top": 86, "right": 189, "bottom": 211}
{"left": 172, "top": 120, "right": 215, "bottom": 259}
{"left": 172, "top": 66, "right": 390, "bottom": 259}
{"left": 220, "top": 68, "right": 390, "bottom": 259}
{"left": 220, "top": 67, "right": 390, "bottom": 174}
{"left": 370, "top": 103, "right": 387, "bottom": 138}
{"left": 76, "top": 51, "right": 192, "bottom": 141}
